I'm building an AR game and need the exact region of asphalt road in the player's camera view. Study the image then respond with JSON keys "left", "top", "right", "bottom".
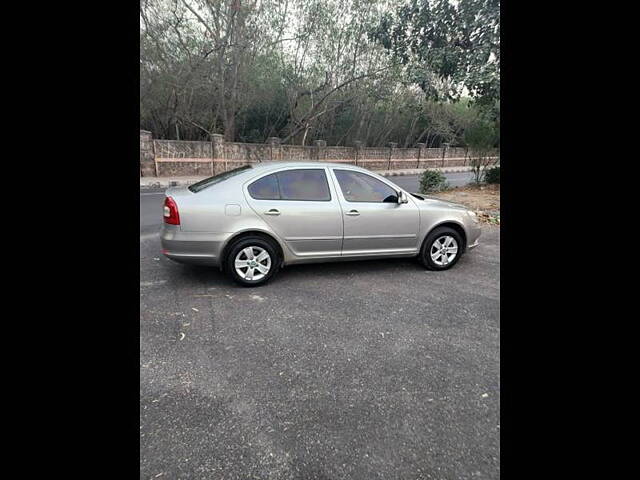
{"left": 391, "top": 171, "right": 475, "bottom": 191}
{"left": 140, "top": 193, "right": 164, "bottom": 236}
{"left": 140, "top": 183, "right": 499, "bottom": 479}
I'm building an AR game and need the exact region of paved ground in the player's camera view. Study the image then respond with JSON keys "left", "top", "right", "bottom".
{"left": 140, "top": 187, "right": 500, "bottom": 479}
{"left": 140, "top": 193, "right": 164, "bottom": 236}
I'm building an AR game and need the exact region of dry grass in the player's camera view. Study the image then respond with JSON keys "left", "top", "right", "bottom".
{"left": 432, "top": 184, "right": 500, "bottom": 224}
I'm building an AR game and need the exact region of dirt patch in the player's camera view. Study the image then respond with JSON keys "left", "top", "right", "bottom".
{"left": 432, "top": 184, "right": 500, "bottom": 225}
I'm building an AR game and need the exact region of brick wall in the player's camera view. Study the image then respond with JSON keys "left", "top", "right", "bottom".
{"left": 142, "top": 131, "right": 499, "bottom": 177}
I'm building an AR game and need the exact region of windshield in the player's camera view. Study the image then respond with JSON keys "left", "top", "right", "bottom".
{"left": 188, "top": 165, "right": 253, "bottom": 193}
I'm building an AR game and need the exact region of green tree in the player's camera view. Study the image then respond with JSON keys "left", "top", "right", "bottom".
{"left": 139, "top": 0, "right": 499, "bottom": 147}
{"left": 373, "top": 0, "right": 500, "bottom": 109}
{"left": 464, "top": 118, "right": 499, "bottom": 183}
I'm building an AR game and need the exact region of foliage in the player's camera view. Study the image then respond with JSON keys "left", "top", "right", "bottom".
{"left": 419, "top": 169, "right": 449, "bottom": 193}
{"left": 140, "top": 0, "right": 500, "bottom": 146}
{"left": 373, "top": 0, "right": 500, "bottom": 109}
{"left": 484, "top": 166, "right": 500, "bottom": 184}
{"left": 464, "top": 118, "right": 499, "bottom": 183}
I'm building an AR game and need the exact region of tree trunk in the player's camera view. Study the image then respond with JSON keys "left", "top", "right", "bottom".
{"left": 301, "top": 125, "right": 310, "bottom": 146}
{"left": 224, "top": 112, "right": 236, "bottom": 142}
{"left": 404, "top": 116, "right": 418, "bottom": 147}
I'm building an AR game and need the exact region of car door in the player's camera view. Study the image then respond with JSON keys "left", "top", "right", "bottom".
{"left": 329, "top": 168, "right": 420, "bottom": 256}
{"left": 244, "top": 168, "right": 343, "bottom": 257}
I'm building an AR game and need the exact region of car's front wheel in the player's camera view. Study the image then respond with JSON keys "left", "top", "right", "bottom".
{"left": 225, "top": 236, "right": 279, "bottom": 287}
{"left": 420, "top": 226, "right": 464, "bottom": 271}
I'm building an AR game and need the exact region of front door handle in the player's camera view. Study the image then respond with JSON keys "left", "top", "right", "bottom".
{"left": 345, "top": 209, "right": 360, "bottom": 216}
{"left": 264, "top": 209, "right": 281, "bottom": 216}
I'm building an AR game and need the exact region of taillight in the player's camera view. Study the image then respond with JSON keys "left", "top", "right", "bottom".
{"left": 163, "top": 196, "right": 180, "bottom": 225}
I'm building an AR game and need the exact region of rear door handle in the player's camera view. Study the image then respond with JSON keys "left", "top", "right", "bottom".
{"left": 264, "top": 209, "right": 281, "bottom": 216}
{"left": 345, "top": 209, "right": 360, "bottom": 216}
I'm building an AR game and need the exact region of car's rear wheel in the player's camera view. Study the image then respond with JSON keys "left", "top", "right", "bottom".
{"left": 225, "top": 236, "right": 279, "bottom": 286}
{"left": 420, "top": 226, "right": 463, "bottom": 271}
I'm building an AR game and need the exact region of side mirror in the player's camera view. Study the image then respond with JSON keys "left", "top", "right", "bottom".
{"left": 397, "top": 191, "right": 409, "bottom": 204}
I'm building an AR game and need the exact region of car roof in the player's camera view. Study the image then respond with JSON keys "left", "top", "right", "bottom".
{"left": 191, "top": 161, "right": 401, "bottom": 194}
{"left": 247, "top": 161, "right": 369, "bottom": 172}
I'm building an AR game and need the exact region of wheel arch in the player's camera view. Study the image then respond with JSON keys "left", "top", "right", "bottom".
{"left": 219, "top": 229, "right": 286, "bottom": 271}
{"left": 422, "top": 221, "right": 468, "bottom": 253}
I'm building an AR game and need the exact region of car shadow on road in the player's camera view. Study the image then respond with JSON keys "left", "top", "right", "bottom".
{"left": 169, "top": 256, "right": 445, "bottom": 289}
{"left": 277, "top": 257, "right": 425, "bottom": 280}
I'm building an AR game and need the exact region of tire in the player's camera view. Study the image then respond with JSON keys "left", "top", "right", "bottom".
{"left": 225, "top": 236, "right": 279, "bottom": 287}
{"left": 420, "top": 226, "right": 464, "bottom": 271}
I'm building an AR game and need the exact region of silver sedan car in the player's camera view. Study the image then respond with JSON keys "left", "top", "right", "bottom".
{"left": 161, "top": 162, "right": 481, "bottom": 286}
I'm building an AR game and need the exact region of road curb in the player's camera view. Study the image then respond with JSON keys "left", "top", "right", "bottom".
{"left": 378, "top": 166, "right": 475, "bottom": 177}
{"left": 140, "top": 179, "right": 200, "bottom": 190}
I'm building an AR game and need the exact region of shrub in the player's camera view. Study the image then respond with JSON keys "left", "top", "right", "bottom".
{"left": 485, "top": 166, "right": 500, "bottom": 184}
{"left": 464, "top": 119, "right": 499, "bottom": 184}
{"left": 419, "top": 169, "right": 449, "bottom": 193}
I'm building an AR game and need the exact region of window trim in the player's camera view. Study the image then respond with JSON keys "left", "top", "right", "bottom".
{"left": 332, "top": 169, "right": 400, "bottom": 204}
{"left": 247, "top": 168, "right": 333, "bottom": 202}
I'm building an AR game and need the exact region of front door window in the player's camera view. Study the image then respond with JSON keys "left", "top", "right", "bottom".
{"left": 334, "top": 170, "right": 398, "bottom": 203}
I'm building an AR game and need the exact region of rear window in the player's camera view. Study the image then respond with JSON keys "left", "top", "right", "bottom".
{"left": 188, "top": 165, "right": 252, "bottom": 193}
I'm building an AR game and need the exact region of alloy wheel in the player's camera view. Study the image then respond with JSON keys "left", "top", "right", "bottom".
{"left": 430, "top": 235, "right": 459, "bottom": 267}
{"left": 234, "top": 246, "right": 271, "bottom": 281}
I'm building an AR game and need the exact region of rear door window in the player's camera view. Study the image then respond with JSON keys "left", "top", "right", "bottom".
{"left": 276, "top": 169, "right": 330, "bottom": 201}
{"left": 248, "top": 169, "right": 331, "bottom": 201}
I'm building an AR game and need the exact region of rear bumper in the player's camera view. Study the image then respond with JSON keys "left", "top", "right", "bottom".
{"left": 160, "top": 225, "right": 230, "bottom": 267}
{"left": 162, "top": 252, "right": 219, "bottom": 266}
